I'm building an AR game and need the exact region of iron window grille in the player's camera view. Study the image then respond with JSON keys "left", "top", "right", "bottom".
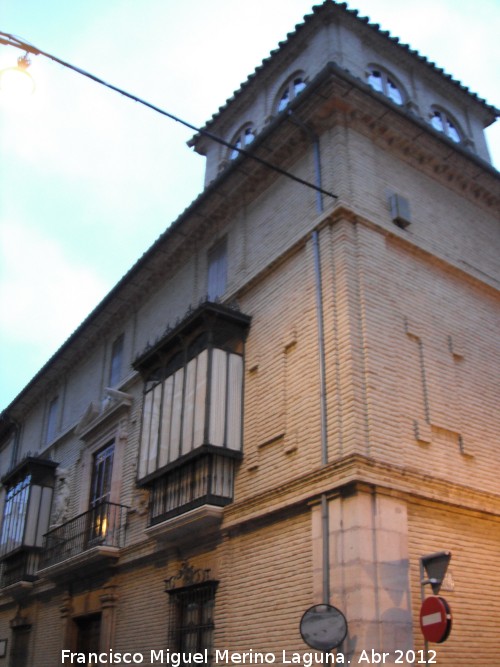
{"left": 167, "top": 581, "right": 218, "bottom": 666}
{"left": 148, "top": 446, "right": 239, "bottom": 525}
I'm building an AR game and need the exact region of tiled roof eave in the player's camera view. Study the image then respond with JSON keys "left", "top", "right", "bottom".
{"left": 189, "top": 0, "right": 499, "bottom": 147}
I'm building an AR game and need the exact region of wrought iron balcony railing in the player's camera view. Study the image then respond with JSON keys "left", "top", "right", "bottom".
{"left": 40, "top": 501, "right": 128, "bottom": 570}
{"left": 149, "top": 447, "right": 240, "bottom": 527}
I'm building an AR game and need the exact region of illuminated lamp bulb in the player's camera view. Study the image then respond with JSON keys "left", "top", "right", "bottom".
{"left": 0, "top": 53, "right": 35, "bottom": 98}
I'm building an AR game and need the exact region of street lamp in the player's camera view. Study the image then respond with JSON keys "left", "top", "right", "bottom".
{"left": 0, "top": 52, "right": 35, "bottom": 97}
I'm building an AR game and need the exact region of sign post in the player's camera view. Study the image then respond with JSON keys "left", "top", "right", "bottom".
{"left": 419, "top": 551, "right": 452, "bottom": 666}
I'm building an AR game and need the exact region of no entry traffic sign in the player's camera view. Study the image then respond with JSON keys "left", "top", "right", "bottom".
{"left": 420, "top": 596, "right": 452, "bottom": 643}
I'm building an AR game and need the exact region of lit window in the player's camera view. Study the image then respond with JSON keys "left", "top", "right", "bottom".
{"left": 229, "top": 126, "right": 256, "bottom": 160}
{"left": 276, "top": 74, "right": 307, "bottom": 113}
{"left": 367, "top": 68, "right": 403, "bottom": 105}
{"left": 41, "top": 441, "right": 127, "bottom": 570}
{"left": 109, "top": 334, "right": 124, "bottom": 386}
{"left": 90, "top": 443, "right": 114, "bottom": 509}
{"left": 89, "top": 442, "right": 114, "bottom": 542}
{"left": 430, "top": 109, "right": 461, "bottom": 143}
{"left": 207, "top": 238, "right": 227, "bottom": 301}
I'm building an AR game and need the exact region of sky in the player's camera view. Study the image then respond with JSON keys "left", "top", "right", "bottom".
{"left": 0, "top": 0, "right": 499, "bottom": 411}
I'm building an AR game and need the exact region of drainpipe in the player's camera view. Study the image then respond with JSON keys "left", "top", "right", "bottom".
{"left": 312, "top": 137, "right": 324, "bottom": 216}
{"left": 288, "top": 110, "right": 326, "bottom": 215}
{"left": 312, "top": 229, "right": 327, "bottom": 466}
{"left": 308, "top": 128, "right": 330, "bottom": 605}
{"left": 312, "top": 217, "right": 330, "bottom": 607}
{"left": 289, "top": 112, "right": 328, "bottom": 462}
{"left": 288, "top": 112, "right": 330, "bottom": 604}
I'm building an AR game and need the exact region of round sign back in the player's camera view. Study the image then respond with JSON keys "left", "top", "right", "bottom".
{"left": 300, "top": 604, "right": 348, "bottom": 651}
{"left": 419, "top": 596, "right": 452, "bottom": 643}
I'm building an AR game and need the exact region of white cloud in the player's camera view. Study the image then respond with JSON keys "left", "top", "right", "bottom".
{"left": 0, "top": 219, "right": 107, "bottom": 348}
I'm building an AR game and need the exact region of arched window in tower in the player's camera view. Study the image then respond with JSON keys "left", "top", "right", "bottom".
{"left": 429, "top": 108, "right": 461, "bottom": 143}
{"left": 276, "top": 73, "right": 307, "bottom": 113}
{"left": 229, "top": 124, "right": 256, "bottom": 160}
{"left": 367, "top": 67, "right": 404, "bottom": 106}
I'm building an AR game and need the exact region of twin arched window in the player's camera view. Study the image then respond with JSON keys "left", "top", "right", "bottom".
{"left": 366, "top": 66, "right": 463, "bottom": 145}
{"left": 429, "top": 108, "right": 461, "bottom": 143}
{"left": 226, "top": 73, "right": 308, "bottom": 161}
{"left": 276, "top": 74, "right": 307, "bottom": 113}
{"left": 367, "top": 67, "right": 404, "bottom": 106}
{"left": 229, "top": 125, "right": 256, "bottom": 160}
